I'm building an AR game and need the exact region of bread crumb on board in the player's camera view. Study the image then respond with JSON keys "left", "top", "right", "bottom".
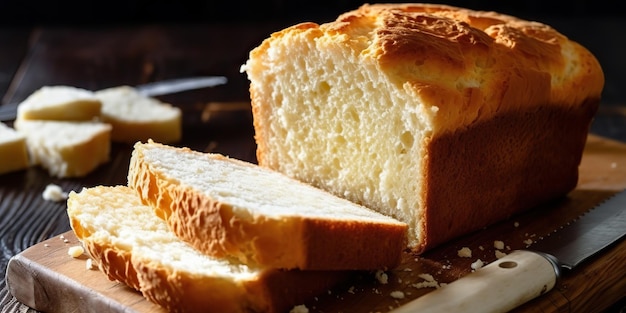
{"left": 375, "top": 270, "right": 389, "bottom": 284}
{"left": 86, "top": 258, "right": 97, "bottom": 270}
{"left": 59, "top": 234, "right": 69, "bottom": 243}
{"left": 42, "top": 183, "right": 69, "bottom": 202}
{"left": 290, "top": 304, "right": 309, "bottom": 313}
{"left": 411, "top": 273, "right": 441, "bottom": 289}
{"left": 67, "top": 246, "right": 84, "bottom": 258}
{"left": 457, "top": 247, "right": 472, "bottom": 258}
{"left": 390, "top": 290, "right": 405, "bottom": 299}
{"left": 471, "top": 259, "right": 484, "bottom": 270}
{"left": 495, "top": 250, "right": 508, "bottom": 259}
{"left": 493, "top": 240, "right": 505, "bottom": 250}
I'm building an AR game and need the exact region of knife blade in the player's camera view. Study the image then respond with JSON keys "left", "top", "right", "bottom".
{"left": 134, "top": 76, "right": 227, "bottom": 97}
{"left": 390, "top": 190, "right": 626, "bottom": 313}
{"left": 0, "top": 76, "right": 228, "bottom": 121}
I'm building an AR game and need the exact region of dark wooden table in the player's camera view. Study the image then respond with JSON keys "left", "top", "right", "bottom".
{"left": 1, "top": 16, "right": 625, "bottom": 313}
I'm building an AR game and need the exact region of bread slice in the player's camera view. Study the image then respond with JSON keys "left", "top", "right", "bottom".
{"left": 14, "top": 119, "right": 111, "bottom": 177}
{"left": 127, "top": 140, "right": 407, "bottom": 270}
{"left": 241, "top": 3, "right": 604, "bottom": 253}
{"left": 16, "top": 85, "right": 101, "bottom": 121}
{"left": 67, "top": 185, "right": 347, "bottom": 313}
{"left": 0, "top": 122, "right": 29, "bottom": 174}
{"left": 95, "top": 86, "right": 182, "bottom": 144}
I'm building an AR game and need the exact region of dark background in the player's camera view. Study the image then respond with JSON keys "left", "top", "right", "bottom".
{"left": 0, "top": 0, "right": 624, "bottom": 26}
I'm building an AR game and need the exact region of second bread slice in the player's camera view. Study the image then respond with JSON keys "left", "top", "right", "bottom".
{"left": 128, "top": 140, "right": 408, "bottom": 270}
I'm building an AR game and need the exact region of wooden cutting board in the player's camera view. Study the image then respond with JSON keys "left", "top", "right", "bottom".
{"left": 6, "top": 135, "right": 626, "bottom": 313}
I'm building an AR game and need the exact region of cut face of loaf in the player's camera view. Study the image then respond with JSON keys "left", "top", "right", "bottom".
{"left": 67, "top": 185, "right": 346, "bottom": 313}
{"left": 127, "top": 140, "right": 407, "bottom": 270}
{"left": 242, "top": 3, "right": 604, "bottom": 252}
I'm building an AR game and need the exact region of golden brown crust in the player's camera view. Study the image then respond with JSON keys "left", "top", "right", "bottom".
{"left": 134, "top": 258, "right": 351, "bottom": 313}
{"left": 67, "top": 202, "right": 141, "bottom": 290}
{"left": 127, "top": 141, "right": 407, "bottom": 270}
{"left": 418, "top": 102, "right": 597, "bottom": 253}
{"left": 258, "top": 3, "right": 603, "bottom": 134}
{"left": 67, "top": 186, "right": 349, "bottom": 313}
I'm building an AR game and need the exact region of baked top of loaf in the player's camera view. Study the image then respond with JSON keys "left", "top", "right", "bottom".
{"left": 16, "top": 85, "right": 102, "bottom": 121}
{"left": 67, "top": 185, "right": 343, "bottom": 313}
{"left": 127, "top": 140, "right": 408, "bottom": 270}
{"left": 244, "top": 3, "right": 604, "bottom": 133}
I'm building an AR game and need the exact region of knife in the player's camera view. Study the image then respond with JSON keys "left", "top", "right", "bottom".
{"left": 391, "top": 190, "right": 626, "bottom": 313}
{"left": 0, "top": 76, "right": 228, "bottom": 121}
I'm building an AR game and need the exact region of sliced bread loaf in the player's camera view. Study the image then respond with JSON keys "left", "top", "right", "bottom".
{"left": 67, "top": 185, "right": 346, "bottom": 313}
{"left": 14, "top": 119, "right": 111, "bottom": 177}
{"left": 242, "top": 3, "right": 604, "bottom": 253}
{"left": 0, "top": 122, "right": 29, "bottom": 174}
{"left": 127, "top": 140, "right": 407, "bottom": 270}
{"left": 16, "top": 85, "right": 101, "bottom": 121}
{"left": 95, "top": 86, "right": 182, "bottom": 144}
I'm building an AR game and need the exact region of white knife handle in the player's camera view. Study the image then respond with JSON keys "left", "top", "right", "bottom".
{"left": 392, "top": 250, "right": 560, "bottom": 313}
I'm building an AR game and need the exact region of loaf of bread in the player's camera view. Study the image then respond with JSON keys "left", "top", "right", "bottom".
{"left": 0, "top": 122, "right": 29, "bottom": 174}
{"left": 241, "top": 3, "right": 604, "bottom": 252}
{"left": 14, "top": 120, "right": 111, "bottom": 177}
{"left": 67, "top": 185, "right": 345, "bottom": 313}
{"left": 95, "top": 86, "right": 182, "bottom": 144}
{"left": 127, "top": 140, "right": 407, "bottom": 270}
{"left": 16, "top": 85, "right": 101, "bottom": 121}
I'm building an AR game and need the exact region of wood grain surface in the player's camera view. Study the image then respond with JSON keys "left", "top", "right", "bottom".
{"left": 4, "top": 135, "right": 626, "bottom": 313}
